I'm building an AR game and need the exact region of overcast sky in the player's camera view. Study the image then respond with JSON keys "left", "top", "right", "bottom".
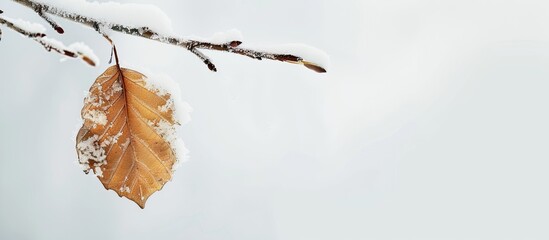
{"left": 1, "top": 0, "right": 549, "bottom": 239}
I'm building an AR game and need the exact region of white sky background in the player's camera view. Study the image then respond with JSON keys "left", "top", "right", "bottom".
{"left": 1, "top": 0, "right": 549, "bottom": 239}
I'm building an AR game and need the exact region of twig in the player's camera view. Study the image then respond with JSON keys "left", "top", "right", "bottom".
{"left": 0, "top": 17, "right": 45, "bottom": 38}
{"left": 188, "top": 47, "right": 217, "bottom": 72}
{"left": 12, "top": 0, "right": 326, "bottom": 73}
{"left": 0, "top": 16, "right": 96, "bottom": 66}
{"left": 36, "top": 8, "right": 64, "bottom": 34}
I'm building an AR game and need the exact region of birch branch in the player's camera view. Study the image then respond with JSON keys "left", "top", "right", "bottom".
{"left": 12, "top": 0, "right": 327, "bottom": 73}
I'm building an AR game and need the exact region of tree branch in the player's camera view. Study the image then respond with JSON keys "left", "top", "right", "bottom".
{"left": 12, "top": 0, "right": 327, "bottom": 73}
{"left": 0, "top": 16, "right": 97, "bottom": 66}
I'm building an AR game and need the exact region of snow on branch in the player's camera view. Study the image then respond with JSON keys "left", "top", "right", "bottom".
{"left": 35, "top": 7, "right": 64, "bottom": 33}
{"left": 12, "top": 0, "right": 329, "bottom": 73}
{"left": 0, "top": 15, "right": 98, "bottom": 66}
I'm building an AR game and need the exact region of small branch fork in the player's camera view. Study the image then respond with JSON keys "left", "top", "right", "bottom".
{"left": 36, "top": 7, "right": 64, "bottom": 34}
{"left": 10, "top": 0, "right": 326, "bottom": 73}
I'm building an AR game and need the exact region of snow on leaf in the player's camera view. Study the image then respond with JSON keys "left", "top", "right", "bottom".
{"left": 76, "top": 65, "right": 188, "bottom": 208}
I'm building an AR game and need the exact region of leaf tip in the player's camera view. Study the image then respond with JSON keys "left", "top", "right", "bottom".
{"left": 130, "top": 194, "right": 148, "bottom": 209}
{"left": 137, "top": 201, "right": 146, "bottom": 209}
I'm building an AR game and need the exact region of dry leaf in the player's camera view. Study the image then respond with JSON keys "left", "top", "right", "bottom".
{"left": 76, "top": 65, "right": 182, "bottom": 208}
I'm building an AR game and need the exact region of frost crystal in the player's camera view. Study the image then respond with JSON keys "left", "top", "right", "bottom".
{"left": 158, "top": 99, "right": 174, "bottom": 113}
{"left": 101, "top": 132, "right": 123, "bottom": 147}
{"left": 94, "top": 165, "right": 104, "bottom": 177}
{"left": 76, "top": 134, "right": 106, "bottom": 174}
{"left": 119, "top": 186, "right": 131, "bottom": 193}
{"left": 83, "top": 109, "right": 107, "bottom": 126}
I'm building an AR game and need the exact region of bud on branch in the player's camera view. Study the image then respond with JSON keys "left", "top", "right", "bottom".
{"left": 10, "top": 0, "right": 328, "bottom": 73}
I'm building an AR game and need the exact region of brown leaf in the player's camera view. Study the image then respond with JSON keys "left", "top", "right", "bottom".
{"left": 76, "top": 65, "right": 180, "bottom": 208}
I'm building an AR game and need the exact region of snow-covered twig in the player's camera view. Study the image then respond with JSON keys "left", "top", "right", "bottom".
{"left": 0, "top": 16, "right": 98, "bottom": 66}
{"left": 0, "top": 16, "right": 45, "bottom": 38}
{"left": 12, "top": 0, "right": 328, "bottom": 73}
{"left": 188, "top": 47, "right": 216, "bottom": 72}
{"left": 35, "top": 7, "right": 64, "bottom": 33}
